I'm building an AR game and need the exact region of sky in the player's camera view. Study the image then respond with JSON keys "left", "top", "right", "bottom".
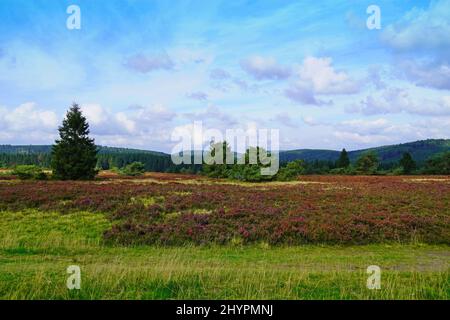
{"left": 0, "top": 0, "right": 449, "bottom": 152}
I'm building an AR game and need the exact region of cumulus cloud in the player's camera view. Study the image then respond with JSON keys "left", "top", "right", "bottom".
{"left": 240, "top": 56, "right": 291, "bottom": 80}
{"left": 296, "top": 57, "right": 360, "bottom": 94}
{"left": 124, "top": 53, "right": 174, "bottom": 73}
{"left": 81, "top": 104, "right": 136, "bottom": 135}
{"left": 395, "top": 59, "right": 450, "bottom": 90}
{"left": 0, "top": 102, "right": 58, "bottom": 132}
{"left": 0, "top": 102, "right": 59, "bottom": 144}
{"left": 78, "top": 103, "right": 178, "bottom": 147}
{"left": 381, "top": 1, "right": 450, "bottom": 90}
{"left": 337, "top": 118, "right": 389, "bottom": 135}
{"left": 285, "top": 57, "right": 360, "bottom": 105}
{"left": 381, "top": 0, "right": 450, "bottom": 53}
{"left": 77, "top": 104, "right": 177, "bottom": 150}
{"left": 366, "top": 66, "right": 387, "bottom": 90}
{"left": 333, "top": 131, "right": 392, "bottom": 146}
{"left": 284, "top": 84, "right": 332, "bottom": 106}
{"left": 332, "top": 117, "right": 450, "bottom": 148}
{"left": 347, "top": 88, "right": 450, "bottom": 116}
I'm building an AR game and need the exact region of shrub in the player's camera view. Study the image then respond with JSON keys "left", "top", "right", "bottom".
{"left": 12, "top": 165, "right": 48, "bottom": 180}
{"left": 214, "top": 147, "right": 276, "bottom": 182}
{"left": 120, "top": 162, "right": 146, "bottom": 176}
{"left": 355, "top": 151, "right": 379, "bottom": 174}
{"left": 329, "top": 166, "right": 356, "bottom": 175}
{"left": 424, "top": 151, "right": 450, "bottom": 174}
{"left": 276, "top": 160, "right": 305, "bottom": 181}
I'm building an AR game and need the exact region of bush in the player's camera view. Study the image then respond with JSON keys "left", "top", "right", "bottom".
{"left": 355, "top": 151, "right": 379, "bottom": 174}
{"left": 120, "top": 162, "right": 146, "bottom": 176}
{"left": 12, "top": 165, "right": 48, "bottom": 180}
{"left": 276, "top": 160, "right": 305, "bottom": 181}
{"left": 424, "top": 151, "right": 450, "bottom": 174}
{"left": 329, "top": 166, "right": 356, "bottom": 175}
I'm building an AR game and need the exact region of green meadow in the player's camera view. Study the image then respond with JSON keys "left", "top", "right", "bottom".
{"left": 0, "top": 209, "right": 448, "bottom": 300}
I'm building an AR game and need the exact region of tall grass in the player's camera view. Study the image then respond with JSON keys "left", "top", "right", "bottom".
{"left": 0, "top": 210, "right": 448, "bottom": 299}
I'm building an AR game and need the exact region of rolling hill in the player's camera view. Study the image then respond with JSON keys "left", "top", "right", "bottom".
{"left": 279, "top": 139, "right": 450, "bottom": 165}
{"left": 1, "top": 139, "right": 449, "bottom": 169}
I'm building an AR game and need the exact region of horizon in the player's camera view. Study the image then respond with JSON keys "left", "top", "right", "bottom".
{"left": 2, "top": 137, "right": 448, "bottom": 154}
{"left": 1, "top": 1, "right": 450, "bottom": 153}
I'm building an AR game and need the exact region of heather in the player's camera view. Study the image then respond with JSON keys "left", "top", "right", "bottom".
{"left": 1, "top": 173, "right": 448, "bottom": 246}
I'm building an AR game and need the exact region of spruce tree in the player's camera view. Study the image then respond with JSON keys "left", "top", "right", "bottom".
{"left": 51, "top": 103, "right": 98, "bottom": 180}
{"left": 336, "top": 148, "right": 350, "bottom": 168}
{"left": 399, "top": 152, "right": 416, "bottom": 174}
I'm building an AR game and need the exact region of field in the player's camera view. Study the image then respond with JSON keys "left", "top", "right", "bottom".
{"left": 0, "top": 173, "right": 449, "bottom": 299}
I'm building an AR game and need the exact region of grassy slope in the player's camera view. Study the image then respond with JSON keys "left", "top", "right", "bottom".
{"left": 0, "top": 210, "right": 448, "bottom": 299}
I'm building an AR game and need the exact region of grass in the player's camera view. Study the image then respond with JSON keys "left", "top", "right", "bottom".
{"left": 0, "top": 209, "right": 448, "bottom": 299}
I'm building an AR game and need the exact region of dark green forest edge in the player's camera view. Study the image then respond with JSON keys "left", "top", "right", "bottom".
{"left": 1, "top": 139, "right": 449, "bottom": 177}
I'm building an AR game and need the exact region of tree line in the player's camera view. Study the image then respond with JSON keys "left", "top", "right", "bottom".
{"left": 1, "top": 103, "right": 449, "bottom": 180}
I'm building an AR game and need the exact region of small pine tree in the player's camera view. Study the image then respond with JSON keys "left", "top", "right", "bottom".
{"left": 51, "top": 103, "right": 98, "bottom": 180}
{"left": 336, "top": 148, "right": 350, "bottom": 168}
{"left": 356, "top": 151, "right": 379, "bottom": 174}
{"left": 399, "top": 152, "right": 416, "bottom": 174}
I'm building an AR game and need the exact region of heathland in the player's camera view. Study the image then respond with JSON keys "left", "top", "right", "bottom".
{"left": 0, "top": 172, "right": 448, "bottom": 299}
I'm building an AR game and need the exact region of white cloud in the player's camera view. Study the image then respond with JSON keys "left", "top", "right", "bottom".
{"left": 347, "top": 88, "right": 450, "bottom": 116}
{"left": 381, "top": 1, "right": 450, "bottom": 90}
{"left": 0, "top": 102, "right": 59, "bottom": 144}
{"left": 285, "top": 84, "right": 332, "bottom": 106}
{"left": 295, "top": 57, "right": 360, "bottom": 95}
{"left": 241, "top": 56, "right": 291, "bottom": 80}
{"left": 381, "top": 0, "right": 450, "bottom": 52}
{"left": 333, "top": 131, "right": 392, "bottom": 146}
{"left": 285, "top": 57, "right": 360, "bottom": 105}
{"left": 338, "top": 118, "right": 389, "bottom": 135}
{"left": 1, "top": 102, "right": 58, "bottom": 132}
{"left": 396, "top": 59, "right": 450, "bottom": 90}
{"left": 81, "top": 104, "right": 136, "bottom": 135}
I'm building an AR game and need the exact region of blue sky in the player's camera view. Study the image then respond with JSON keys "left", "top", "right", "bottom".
{"left": 0, "top": 0, "right": 449, "bottom": 152}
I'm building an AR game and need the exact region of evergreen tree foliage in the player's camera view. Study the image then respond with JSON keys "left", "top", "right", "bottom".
{"left": 399, "top": 152, "right": 416, "bottom": 174}
{"left": 51, "top": 103, "right": 98, "bottom": 180}
{"left": 424, "top": 151, "right": 450, "bottom": 174}
{"left": 355, "top": 151, "right": 379, "bottom": 174}
{"left": 336, "top": 148, "right": 350, "bottom": 168}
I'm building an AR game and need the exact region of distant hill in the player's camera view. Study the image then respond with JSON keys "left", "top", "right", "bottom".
{"left": 0, "top": 145, "right": 172, "bottom": 172}
{"left": 279, "top": 139, "right": 450, "bottom": 165}
{"left": 1, "top": 139, "right": 449, "bottom": 169}
{"left": 0, "top": 145, "right": 167, "bottom": 156}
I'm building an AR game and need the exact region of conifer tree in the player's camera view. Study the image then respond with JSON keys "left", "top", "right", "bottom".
{"left": 336, "top": 148, "right": 350, "bottom": 168}
{"left": 51, "top": 103, "right": 98, "bottom": 180}
{"left": 399, "top": 152, "right": 416, "bottom": 174}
